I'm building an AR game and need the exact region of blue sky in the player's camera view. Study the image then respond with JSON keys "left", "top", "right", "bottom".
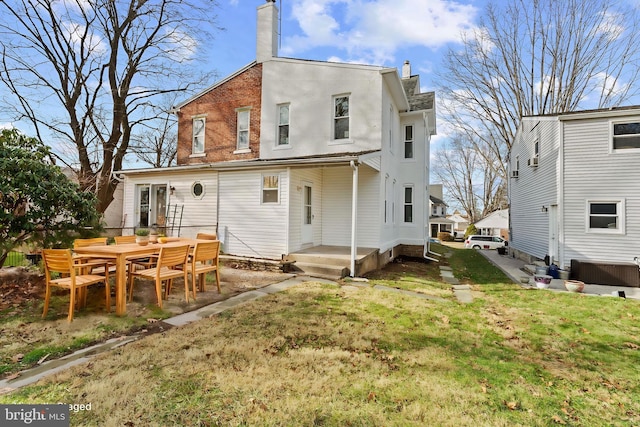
{"left": 208, "top": 0, "right": 483, "bottom": 92}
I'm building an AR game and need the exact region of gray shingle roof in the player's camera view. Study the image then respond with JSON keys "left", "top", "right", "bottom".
{"left": 401, "top": 75, "right": 434, "bottom": 112}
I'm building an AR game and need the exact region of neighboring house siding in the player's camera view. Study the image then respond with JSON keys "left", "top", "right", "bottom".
{"left": 321, "top": 166, "right": 379, "bottom": 248}
{"left": 562, "top": 117, "right": 640, "bottom": 264}
{"left": 260, "top": 59, "right": 384, "bottom": 159}
{"left": 176, "top": 64, "right": 262, "bottom": 165}
{"left": 510, "top": 118, "right": 558, "bottom": 260}
{"left": 218, "top": 169, "right": 288, "bottom": 259}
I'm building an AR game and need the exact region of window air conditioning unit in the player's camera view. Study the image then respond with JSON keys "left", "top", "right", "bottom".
{"left": 528, "top": 156, "right": 539, "bottom": 167}
{"left": 510, "top": 170, "right": 519, "bottom": 178}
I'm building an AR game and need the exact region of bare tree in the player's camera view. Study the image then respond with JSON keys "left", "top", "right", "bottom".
{"left": 0, "top": 0, "right": 220, "bottom": 212}
{"left": 434, "top": 133, "right": 506, "bottom": 223}
{"left": 438, "top": 0, "right": 640, "bottom": 180}
{"left": 129, "top": 104, "right": 177, "bottom": 168}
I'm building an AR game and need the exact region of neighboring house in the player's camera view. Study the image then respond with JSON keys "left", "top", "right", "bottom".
{"left": 118, "top": 1, "right": 436, "bottom": 276}
{"left": 509, "top": 106, "right": 640, "bottom": 285}
{"left": 447, "top": 210, "right": 469, "bottom": 238}
{"left": 473, "top": 209, "right": 509, "bottom": 240}
{"left": 428, "top": 184, "right": 453, "bottom": 238}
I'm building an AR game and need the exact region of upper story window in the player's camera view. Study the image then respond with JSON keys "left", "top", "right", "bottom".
{"left": 534, "top": 138, "right": 539, "bottom": 157}
{"left": 237, "top": 108, "right": 250, "bottom": 150}
{"left": 192, "top": 117, "right": 205, "bottom": 154}
{"left": 612, "top": 121, "right": 640, "bottom": 150}
{"left": 334, "top": 95, "right": 350, "bottom": 140}
{"left": 404, "top": 125, "right": 414, "bottom": 159}
{"left": 587, "top": 200, "right": 625, "bottom": 234}
{"left": 278, "top": 104, "right": 290, "bottom": 146}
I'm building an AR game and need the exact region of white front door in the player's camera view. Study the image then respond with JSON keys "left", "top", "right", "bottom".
{"left": 301, "top": 182, "right": 313, "bottom": 244}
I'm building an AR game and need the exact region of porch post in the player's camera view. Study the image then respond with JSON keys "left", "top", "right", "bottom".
{"left": 350, "top": 160, "right": 359, "bottom": 277}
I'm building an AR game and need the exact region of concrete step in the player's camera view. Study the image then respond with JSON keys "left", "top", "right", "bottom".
{"left": 284, "top": 253, "right": 351, "bottom": 267}
{"left": 292, "top": 262, "right": 350, "bottom": 279}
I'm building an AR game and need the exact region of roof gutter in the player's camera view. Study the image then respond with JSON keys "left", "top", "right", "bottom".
{"left": 116, "top": 152, "right": 381, "bottom": 176}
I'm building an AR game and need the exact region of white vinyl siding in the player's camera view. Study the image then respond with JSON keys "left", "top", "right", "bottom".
{"left": 218, "top": 170, "right": 287, "bottom": 259}
{"left": 563, "top": 117, "right": 640, "bottom": 263}
{"left": 508, "top": 118, "right": 558, "bottom": 260}
{"left": 321, "top": 166, "right": 379, "bottom": 247}
{"left": 122, "top": 172, "right": 218, "bottom": 235}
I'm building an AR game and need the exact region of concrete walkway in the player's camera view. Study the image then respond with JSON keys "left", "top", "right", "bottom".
{"left": 479, "top": 249, "right": 640, "bottom": 299}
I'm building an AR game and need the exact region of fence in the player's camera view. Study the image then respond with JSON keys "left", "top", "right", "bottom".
{"left": 4, "top": 250, "right": 41, "bottom": 267}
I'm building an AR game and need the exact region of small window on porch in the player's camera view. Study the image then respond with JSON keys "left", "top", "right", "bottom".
{"left": 262, "top": 174, "right": 279, "bottom": 204}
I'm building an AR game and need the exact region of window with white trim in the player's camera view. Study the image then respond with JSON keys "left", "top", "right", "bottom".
{"left": 586, "top": 200, "right": 625, "bottom": 234}
{"left": 404, "top": 125, "right": 414, "bottom": 159}
{"left": 612, "top": 121, "right": 640, "bottom": 150}
{"left": 277, "top": 104, "right": 290, "bottom": 146}
{"left": 237, "top": 108, "right": 250, "bottom": 150}
{"left": 262, "top": 174, "right": 279, "bottom": 204}
{"left": 404, "top": 186, "right": 414, "bottom": 223}
{"left": 192, "top": 117, "right": 205, "bottom": 154}
{"left": 333, "top": 95, "right": 349, "bottom": 140}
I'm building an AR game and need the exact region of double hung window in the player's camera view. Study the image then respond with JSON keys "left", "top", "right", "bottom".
{"left": 192, "top": 117, "right": 205, "bottom": 154}
{"left": 404, "top": 125, "right": 414, "bottom": 159}
{"left": 278, "top": 104, "right": 290, "bottom": 146}
{"left": 334, "top": 95, "right": 350, "bottom": 140}
{"left": 404, "top": 186, "right": 413, "bottom": 223}
{"left": 237, "top": 109, "right": 250, "bottom": 150}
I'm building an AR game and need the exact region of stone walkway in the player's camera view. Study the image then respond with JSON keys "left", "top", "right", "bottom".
{"left": 439, "top": 253, "right": 474, "bottom": 304}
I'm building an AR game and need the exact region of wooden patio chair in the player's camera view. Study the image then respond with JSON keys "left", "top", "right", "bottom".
{"left": 196, "top": 232, "right": 217, "bottom": 240}
{"left": 42, "top": 249, "right": 111, "bottom": 322}
{"left": 128, "top": 244, "right": 190, "bottom": 308}
{"left": 187, "top": 240, "right": 221, "bottom": 294}
{"left": 73, "top": 237, "right": 113, "bottom": 274}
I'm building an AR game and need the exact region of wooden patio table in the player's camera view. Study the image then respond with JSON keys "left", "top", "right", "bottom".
{"left": 74, "top": 238, "right": 201, "bottom": 315}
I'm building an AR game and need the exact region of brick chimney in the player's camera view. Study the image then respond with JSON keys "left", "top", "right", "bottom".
{"left": 402, "top": 60, "right": 411, "bottom": 79}
{"left": 256, "top": 0, "right": 279, "bottom": 63}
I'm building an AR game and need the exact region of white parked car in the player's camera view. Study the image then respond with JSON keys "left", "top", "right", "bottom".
{"left": 464, "top": 235, "right": 507, "bottom": 250}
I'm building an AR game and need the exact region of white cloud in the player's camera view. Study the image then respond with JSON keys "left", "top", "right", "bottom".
{"left": 281, "top": 0, "right": 479, "bottom": 64}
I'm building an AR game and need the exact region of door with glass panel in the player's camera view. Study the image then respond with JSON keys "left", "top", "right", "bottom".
{"left": 136, "top": 184, "right": 167, "bottom": 228}
{"left": 301, "top": 182, "right": 313, "bottom": 244}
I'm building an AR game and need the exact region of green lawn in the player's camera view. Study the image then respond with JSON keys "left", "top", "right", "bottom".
{"left": 2, "top": 246, "right": 639, "bottom": 426}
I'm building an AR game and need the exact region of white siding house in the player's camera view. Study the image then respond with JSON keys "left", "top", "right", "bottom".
{"left": 509, "top": 106, "right": 640, "bottom": 284}
{"left": 117, "top": 1, "right": 436, "bottom": 276}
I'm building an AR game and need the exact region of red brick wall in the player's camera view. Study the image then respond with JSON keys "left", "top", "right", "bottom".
{"left": 176, "top": 64, "right": 262, "bottom": 165}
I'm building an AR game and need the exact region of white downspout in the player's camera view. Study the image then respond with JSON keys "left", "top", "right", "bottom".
{"left": 350, "top": 160, "right": 359, "bottom": 277}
